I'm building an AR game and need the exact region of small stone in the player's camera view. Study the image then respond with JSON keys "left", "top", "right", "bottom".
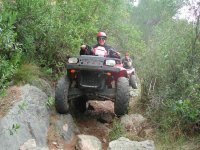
{"left": 63, "top": 124, "right": 68, "bottom": 131}
{"left": 103, "top": 138, "right": 107, "bottom": 143}
{"left": 52, "top": 141, "right": 57, "bottom": 145}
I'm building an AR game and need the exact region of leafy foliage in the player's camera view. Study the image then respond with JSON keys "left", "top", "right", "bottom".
{"left": 8, "top": 123, "right": 20, "bottom": 135}
{"left": 130, "top": 0, "right": 183, "bottom": 43}
{"left": 0, "top": 4, "right": 22, "bottom": 92}
{"left": 134, "top": 0, "right": 200, "bottom": 136}
{"left": 2, "top": 0, "right": 143, "bottom": 74}
{"left": 46, "top": 96, "right": 55, "bottom": 108}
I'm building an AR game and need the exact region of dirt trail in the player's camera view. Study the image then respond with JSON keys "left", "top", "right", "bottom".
{"left": 75, "top": 101, "right": 115, "bottom": 150}
{"left": 47, "top": 100, "right": 115, "bottom": 150}
{"left": 67, "top": 87, "right": 141, "bottom": 150}
{"left": 48, "top": 87, "right": 140, "bottom": 150}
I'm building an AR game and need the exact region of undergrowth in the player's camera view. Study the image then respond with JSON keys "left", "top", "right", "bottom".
{"left": 109, "top": 118, "right": 125, "bottom": 141}
{"left": 13, "top": 63, "right": 42, "bottom": 84}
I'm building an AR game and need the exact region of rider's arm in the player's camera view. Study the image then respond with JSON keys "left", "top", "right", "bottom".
{"left": 107, "top": 46, "right": 121, "bottom": 59}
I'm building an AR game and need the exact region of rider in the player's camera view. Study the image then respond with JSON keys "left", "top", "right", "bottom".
{"left": 80, "top": 32, "right": 120, "bottom": 58}
{"left": 122, "top": 52, "right": 133, "bottom": 69}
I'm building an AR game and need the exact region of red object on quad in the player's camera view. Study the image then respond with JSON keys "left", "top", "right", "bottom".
{"left": 55, "top": 46, "right": 136, "bottom": 117}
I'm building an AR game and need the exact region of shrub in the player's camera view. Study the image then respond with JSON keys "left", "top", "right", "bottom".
{"left": 13, "top": 63, "right": 41, "bottom": 84}
{"left": 0, "top": 6, "right": 22, "bottom": 93}
{"left": 138, "top": 19, "right": 200, "bottom": 135}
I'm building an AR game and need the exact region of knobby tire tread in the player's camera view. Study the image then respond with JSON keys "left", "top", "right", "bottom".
{"left": 115, "top": 77, "right": 130, "bottom": 116}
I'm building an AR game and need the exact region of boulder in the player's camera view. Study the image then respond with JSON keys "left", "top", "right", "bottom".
{"left": 53, "top": 114, "right": 79, "bottom": 141}
{"left": 121, "top": 114, "right": 147, "bottom": 134}
{"left": 107, "top": 137, "right": 155, "bottom": 150}
{"left": 30, "top": 78, "right": 54, "bottom": 97}
{"left": 19, "top": 139, "right": 49, "bottom": 150}
{"left": 75, "top": 134, "right": 102, "bottom": 150}
{"left": 0, "top": 85, "right": 49, "bottom": 150}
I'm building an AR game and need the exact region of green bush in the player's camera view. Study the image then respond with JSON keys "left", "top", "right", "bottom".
{"left": 2, "top": 0, "right": 144, "bottom": 73}
{"left": 138, "top": 19, "right": 200, "bottom": 134}
{"left": 0, "top": 6, "right": 22, "bottom": 93}
{"left": 172, "top": 99, "right": 199, "bottom": 122}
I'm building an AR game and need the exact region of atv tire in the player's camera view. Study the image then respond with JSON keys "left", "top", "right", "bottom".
{"left": 72, "top": 96, "right": 87, "bottom": 113}
{"left": 55, "top": 75, "right": 70, "bottom": 114}
{"left": 130, "top": 74, "right": 138, "bottom": 89}
{"left": 114, "top": 77, "right": 130, "bottom": 116}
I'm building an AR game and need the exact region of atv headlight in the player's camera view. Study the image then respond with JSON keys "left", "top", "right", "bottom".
{"left": 68, "top": 57, "right": 78, "bottom": 64}
{"left": 105, "top": 60, "right": 116, "bottom": 66}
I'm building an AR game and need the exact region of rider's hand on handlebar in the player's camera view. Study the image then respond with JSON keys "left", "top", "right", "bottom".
{"left": 81, "top": 45, "right": 87, "bottom": 51}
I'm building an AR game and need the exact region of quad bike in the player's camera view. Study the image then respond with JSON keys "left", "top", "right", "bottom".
{"left": 55, "top": 46, "right": 137, "bottom": 116}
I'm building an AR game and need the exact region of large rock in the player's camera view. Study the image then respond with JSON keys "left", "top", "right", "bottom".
{"left": 0, "top": 85, "right": 49, "bottom": 150}
{"left": 54, "top": 114, "right": 79, "bottom": 141}
{"left": 30, "top": 78, "right": 54, "bottom": 97}
{"left": 121, "top": 114, "right": 147, "bottom": 134}
{"left": 19, "top": 139, "right": 49, "bottom": 150}
{"left": 75, "top": 134, "right": 102, "bottom": 150}
{"left": 107, "top": 137, "right": 155, "bottom": 150}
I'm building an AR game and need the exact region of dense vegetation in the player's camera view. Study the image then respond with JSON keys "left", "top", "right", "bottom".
{"left": 133, "top": 0, "right": 200, "bottom": 137}
{"left": 0, "top": 0, "right": 200, "bottom": 147}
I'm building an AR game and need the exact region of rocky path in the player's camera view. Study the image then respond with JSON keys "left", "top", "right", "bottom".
{"left": 75, "top": 101, "right": 115, "bottom": 150}
{"left": 47, "top": 100, "right": 115, "bottom": 150}
{"left": 0, "top": 83, "right": 155, "bottom": 150}
{"left": 47, "top": 86, "right": 154, "bottom": 150}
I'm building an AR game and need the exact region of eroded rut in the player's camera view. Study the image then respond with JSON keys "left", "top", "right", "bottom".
{"left": 45, "top": 72, "right": 141, "bottom": 150}
{"left": 48, "top": 101, "right": 116, "bottom": 150}
{"left": 75, "top": 101, "right": 115, "bottom": 150}
{"left": 48, "top": 87, "right": 141, "bottom": 150}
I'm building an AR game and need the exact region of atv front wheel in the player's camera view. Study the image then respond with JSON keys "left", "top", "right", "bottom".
{"left": 114, "top": 77, "right": 130, "bottom": 116}
{"left": 130, "top": 74, "right": 138, "bottom": 89}
{"left": 55, "top": 75, "right": 70, "bottom": 114}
